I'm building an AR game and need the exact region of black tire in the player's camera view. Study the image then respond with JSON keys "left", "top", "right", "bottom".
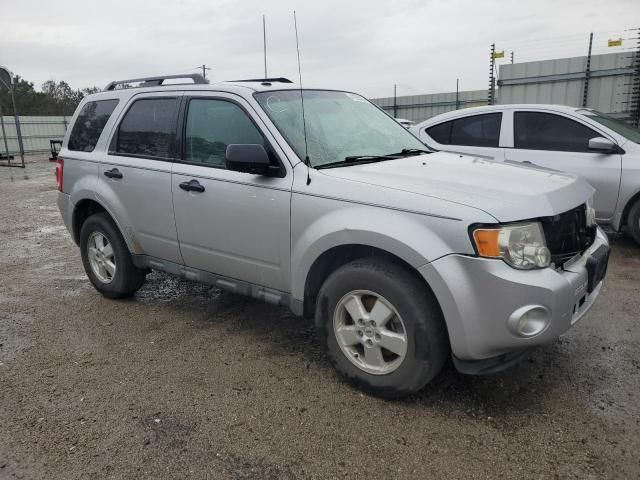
{"left": 315, "top": 257, "right": 449, "bottom": 399}
{"left": 79, "top": 212, "right": 146, "bottom": 298}
{"left": 627, "top": 199, "right": 640, "bottom": 245}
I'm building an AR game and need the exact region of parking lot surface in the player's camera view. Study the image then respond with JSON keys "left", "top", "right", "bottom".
{"left": 1, "top": 157, "right": 639, "bottom": 479}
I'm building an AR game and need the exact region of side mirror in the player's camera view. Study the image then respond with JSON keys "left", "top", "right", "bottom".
{"left": 588, "top": 137, "right": 618, "bottom": 154}
{"left": 225, "top": 144, "right": 276, "bottom": 175}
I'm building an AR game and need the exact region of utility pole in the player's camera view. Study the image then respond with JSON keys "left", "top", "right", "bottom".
{"left": 488, "top": 43, "right": 496, "bottom": 106}
{"left": 582, "top": 32, "right": 593, "bottom": 108}
{"left": 196, "top": 64, "right": 211, "bottom": 80}
{"left": 263, "top": 14, "right": 268, "bottom": 78}
{"left": 455, "top": 78, "right": 460, "bottom": 110}
{"left": 393, "top": 84, "right": 398, "bottom": 118}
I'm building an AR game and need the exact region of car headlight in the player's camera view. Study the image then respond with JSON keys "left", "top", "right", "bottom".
{"left": 471, "top": 222, "right": 551, "bottom": 270}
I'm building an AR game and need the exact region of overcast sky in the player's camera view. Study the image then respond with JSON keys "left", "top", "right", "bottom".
{"left": 1, "top": 0, "right": 638, "bottom": 98}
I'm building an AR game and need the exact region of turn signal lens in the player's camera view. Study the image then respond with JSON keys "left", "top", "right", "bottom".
{"left": 473, "top": 229, "right": 501, "bottom": 257}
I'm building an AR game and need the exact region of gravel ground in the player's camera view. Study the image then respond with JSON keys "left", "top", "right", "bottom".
{"left": 1, "top": 157, "right": 639, "bottom": 479}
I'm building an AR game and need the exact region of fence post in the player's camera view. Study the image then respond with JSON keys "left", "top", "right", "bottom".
{"left": 488, "top": 43, "right": 496, "bottom": 106}
{"left": 582, "top": 32, "right": 594, "bottom": 108}
{"left": 0, "top": 104, "right": 10, "bottom": 160}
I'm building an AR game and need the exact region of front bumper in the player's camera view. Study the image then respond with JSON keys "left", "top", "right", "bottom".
{"left": 420, "top": 227, "right": 609, "bottom": 361}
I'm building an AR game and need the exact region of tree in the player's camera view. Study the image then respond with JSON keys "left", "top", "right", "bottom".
{"left": 1, "top": 74, "right": 100, "bottom": 116}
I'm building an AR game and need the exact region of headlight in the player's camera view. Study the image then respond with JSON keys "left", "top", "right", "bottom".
{"left": 472, "top": 222, "right": 551, "bottom": 270}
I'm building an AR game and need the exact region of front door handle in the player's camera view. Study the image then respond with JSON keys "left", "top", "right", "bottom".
{"left": 179, "top": 179, "right": 205, "bottom": 193}
{"left": 104, "top": 168, "right": 123, "bottom": 179}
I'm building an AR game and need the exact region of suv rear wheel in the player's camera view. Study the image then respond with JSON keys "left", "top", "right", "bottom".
{"left": 315, "top": 257, "right": 449, "bottom": 398}
{"left": 80, "top": 213, "right": 147, "bottom": 298}
{"left": 627, "top": 198, "right": 640, "bottom": 244}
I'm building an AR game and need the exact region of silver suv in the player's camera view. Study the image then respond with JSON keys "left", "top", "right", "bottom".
{"left": 57, "top": 74, "right": 610, "bottom": 398}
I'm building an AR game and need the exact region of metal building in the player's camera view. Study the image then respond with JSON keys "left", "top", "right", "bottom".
{"left": 371, "top": 90, "right": 488, "bottom": 123}
{"left": 497, "top": 52, "right": 636, "bottom": 120}
{"left": 371, "top": 51, "right": 638, "bottom": 125}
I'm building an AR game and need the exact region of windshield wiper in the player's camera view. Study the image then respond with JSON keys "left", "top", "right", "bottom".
{"left": 315, "top": 155, "right": 399, "bottom": 170}
{"left": 385, "top": 148, "right": 431, "bottom": 156}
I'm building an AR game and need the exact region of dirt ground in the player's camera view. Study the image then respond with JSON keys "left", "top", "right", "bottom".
{"left": 1, "top": 156, "right": 639, "bottom": 480}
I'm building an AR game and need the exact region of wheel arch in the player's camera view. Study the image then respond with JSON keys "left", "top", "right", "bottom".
{"left": 300, "top": 243, "right": 443, "bottom": 320}
{"left": 620, "top": 189, "right": 640, "bottom": 228}
{"left": 71, "top": 198, "right": 137, "bottom": 253}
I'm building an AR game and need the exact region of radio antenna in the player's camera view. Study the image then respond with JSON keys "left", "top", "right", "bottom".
{"left": 293, "top": 10, "right": 311, "bottom": 185}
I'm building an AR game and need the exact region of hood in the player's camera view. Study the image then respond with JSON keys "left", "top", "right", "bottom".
{"left": 318, "top": 152, "right": 595, "bottom": 222}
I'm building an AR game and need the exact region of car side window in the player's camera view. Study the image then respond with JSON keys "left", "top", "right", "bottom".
{"left": 514, "top": 112, "right": 599, "bottom": 152}
{"left": 426, "top": 121, "right": 452, "bottom": 145}
{"left": 115, "top": 98, "right": 178, "bottom": 159}
{"left": 184, "top": 99, "right": 266, "bottom": 168}
{"left": 68, "top": 100, "right": 119, "bottom": 152}
{"left": 426, "top": 113, "right": 502, "bottom": 147}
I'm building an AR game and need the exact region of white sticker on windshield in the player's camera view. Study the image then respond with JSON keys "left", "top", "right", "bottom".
{"left": 266, "top": 95, "right": 288, "bottom": 113}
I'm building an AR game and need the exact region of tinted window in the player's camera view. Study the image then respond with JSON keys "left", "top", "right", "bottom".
{"left": 116, "top": 98, "right": 177, "bottom": 158}
{"left": 68, "top": 100, "right": 118, "bottom": 152}
{"left": 426, "top": 113, "right": 501, "bottom": 147}
{"left": 185, "top": 99, "right": 265, "bottom": 167}
{"left": 451, "top": 113, "right": 501, "bottom": 147}
{"left": 514, "top": 112, "right": 599, "bottom": 152}
{"left": 426, "top": 121, "right": 452, "bottom": 144}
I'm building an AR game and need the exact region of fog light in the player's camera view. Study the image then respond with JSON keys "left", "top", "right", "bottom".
{"left": 507, "top": 305, "right": 550, "bottom": 338}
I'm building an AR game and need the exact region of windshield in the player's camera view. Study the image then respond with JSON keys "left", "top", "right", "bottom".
{"left": 579, "top": 109, "right": 640, "bottom": 144}
{"left": 254, "top": 90, "right": 427, "bottom": 167}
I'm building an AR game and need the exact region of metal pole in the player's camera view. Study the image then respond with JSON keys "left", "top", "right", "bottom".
{"left": 488, "top": 43, "right": 496, "bottom": 106}
{"left": 263, "top": 15, "right": 268, "bottom": 78}
{"left": 393, "top": 84, "right": 397, "bottom": 118}
{"left": 582, "top": 32, "right": 593, "bottom": 108}
{"left": 0, "top": 103, "right": 10, "bottom": 160}
{"left": 201, "top": 65, "right": 206, "bottom": 80}
{"left": 8, "top": 75, "right": 25, "bottom": 166}
{"left": 455, "top": 78, "right": 459, "bottom": 110}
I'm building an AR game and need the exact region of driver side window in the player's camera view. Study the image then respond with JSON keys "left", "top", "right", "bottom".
{"left": 184, "top": 99, "right": 266, "bottom": 167}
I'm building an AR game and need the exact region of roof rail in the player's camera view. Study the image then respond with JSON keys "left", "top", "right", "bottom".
{"left": 226, "top": 77, "right": 293, "bottom": 84}
{"left": 103, "top": 74, "right": 209, "bottom": 91}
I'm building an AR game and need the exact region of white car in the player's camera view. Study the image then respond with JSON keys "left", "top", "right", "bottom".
{"left": 411, "top": 105, "right": 640, "bottom": 243}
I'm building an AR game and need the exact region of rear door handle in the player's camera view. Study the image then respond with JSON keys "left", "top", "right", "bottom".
{"left": 104, "top": 168, "right": 123, "bottom": 179}
{"left": 179, "top": 179, "right": 205, "bottom": 193}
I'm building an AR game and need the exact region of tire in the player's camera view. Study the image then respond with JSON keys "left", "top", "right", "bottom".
{"left": 627, "top": 199, "right": 640, "bottom": 245}
{"left": 315, "top": 257, "right": 449, "bottom": 399}
{"left": 79, "top": 212, "right": 147, "bottom": 298}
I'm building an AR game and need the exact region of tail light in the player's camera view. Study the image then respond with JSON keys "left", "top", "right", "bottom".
{"left": 56, "top": 157, "right": 64, "bottom": 192}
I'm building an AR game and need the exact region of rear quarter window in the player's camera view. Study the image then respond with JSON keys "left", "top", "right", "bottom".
{"left": 67, "top": 99, "right": 119, "bottom": 152}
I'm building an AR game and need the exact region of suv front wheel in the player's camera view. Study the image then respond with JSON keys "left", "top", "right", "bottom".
{"left": 316, "top": 257, "right": 449, "bottom": 398}
{"left": 80, "top": 212, "right": 147, "bottom": 298}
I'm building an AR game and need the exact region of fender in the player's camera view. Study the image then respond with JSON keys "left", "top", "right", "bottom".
{"left": 290, "top": 204, "right": 476, "bottom": 302}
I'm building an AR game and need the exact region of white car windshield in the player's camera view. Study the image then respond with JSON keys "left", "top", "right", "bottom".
{"left": 579, "top": 109, "right": 640, "bottom": 144}
{"left": 255, "top": 90, "right": 427, "bottom": 168}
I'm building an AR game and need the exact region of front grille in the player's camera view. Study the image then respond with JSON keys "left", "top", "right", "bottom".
{"left": 540, "top": 204, "right": 596, "bottom": 267}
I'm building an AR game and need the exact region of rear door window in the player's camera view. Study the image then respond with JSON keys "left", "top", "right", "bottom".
{"left": 115, "top": 98, "right": 178, "bottom": 159}
{"left": 68, "top": 100, "right": 119, "bottom": 152}
{"left": 426, "top": 113, "right": 502, "bottom": 147}
{"left": 514, "top": 112, "right": 599, "bottom": 152}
